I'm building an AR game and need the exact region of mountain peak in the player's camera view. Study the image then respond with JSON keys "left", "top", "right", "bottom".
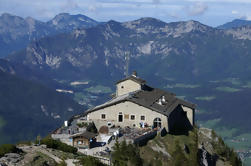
{"left": 50, "top": 13, "right": 71, "bottom": 22}
{"left": 48, "top": 13, "right": 98, "bottom": 29}
{"left": 122, "top": 17, "right": 167, "bottom": 31}
{"left": 57, "top": 13, "right": 70, "bottom": 16}
{"left": 173, "top": 20, "right": 211, "bottom": 33}
{"left": 0, "top": 13, "right": 24, "bottom": 21}
{"left": 186, "top": 20, "right": 209, "bottom": 28}
{"left": 128, "top": 17, "right": 166, "bottom": 26}
{"left": 107, "top": 20, "right": 121, "bottom": 25}
{"left": 25, "top": 16, "right": 36, "bottom": 23}
{"left": 1, "top": 12, "right": 14, "bottom": 17}
{"left": 138, "top": 17, "right": 163, "bottom": 22}
{"left": 218, "top": 19, "right": 251, "bottom": 29}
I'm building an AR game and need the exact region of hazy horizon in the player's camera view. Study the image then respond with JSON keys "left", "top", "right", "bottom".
{"left": 1, "top": 0, "right": 251, "bottom": 27}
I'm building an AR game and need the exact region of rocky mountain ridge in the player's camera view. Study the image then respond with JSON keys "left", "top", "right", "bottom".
{"left": 7, "top": 17, "right": 251, "bottom": 83}
{"left": 225, "top": 25, "right": 251, "bottom": 40}
{"left": 218, "top": 19, "right": 251, "bottom": 29}
{"left": 0, "top": 13, "right": 99, "bottom": 57}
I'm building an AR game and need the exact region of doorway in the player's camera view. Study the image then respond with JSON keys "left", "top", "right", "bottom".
{"left": 118, "top": 114, "right": 123, "bottom": 122}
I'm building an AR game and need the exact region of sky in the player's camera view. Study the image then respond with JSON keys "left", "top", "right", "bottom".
{"left": 1, "top": 0, "right": 251, "bottom": 27}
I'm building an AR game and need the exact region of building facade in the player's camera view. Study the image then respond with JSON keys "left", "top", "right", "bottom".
{"left": 84, "top": 73, "right": 195, "bottom": 133}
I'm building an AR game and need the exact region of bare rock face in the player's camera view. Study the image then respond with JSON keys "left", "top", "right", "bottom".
{"left": 198, "top": 145, "right": 218, "bottom": 166}
{"left": 197, "top": 128, "right": 240, "bottom": 166}
{"left": 225, "top": 26, "right": 251, "bottom": 40}
{"left": 7, "top": 17, "right": 215, "bottom": 81}
{"left": 0, "top": 153, "right": 22, "bottom": 166}
{"left": 47, "top": 13, "right": 98, "bottom": 31}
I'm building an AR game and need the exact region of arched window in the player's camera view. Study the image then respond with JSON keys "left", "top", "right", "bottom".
{"left": 153, "top": 118, "right": 161, "bottom": 128}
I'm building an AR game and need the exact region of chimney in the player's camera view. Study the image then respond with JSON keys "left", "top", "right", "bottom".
{"left": 162, "top": 96, "right": 166, "bottom": 102}
{"left": 158, "top": 99, "right": 162, "bottom": 105}
{"left": 132, "top": 71, "right": 137, "bottom": 77}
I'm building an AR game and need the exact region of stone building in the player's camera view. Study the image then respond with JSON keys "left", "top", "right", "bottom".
{"left": 70, "top": 131, "right": 97, "bottom": 149}
{"left": 84, "top": 73, "right": 195, "bottom": 134}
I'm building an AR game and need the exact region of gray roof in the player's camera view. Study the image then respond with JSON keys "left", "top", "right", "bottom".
{"left": 70, "top": 131, "right": 98, "bottom": 139}
{"left": 84, "top": 87, "right": 195, "bottom": 117}
{"left": 116, "top": 75, "right": 146, "bottom": 85}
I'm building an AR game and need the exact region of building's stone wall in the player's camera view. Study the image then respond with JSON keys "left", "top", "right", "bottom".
{"left": 73, "top": 137, "right": 89, "bottom": 148}
{"left": 116, "top": 80, "right": 141, "bottom": 96}
{"left": 181, "top": 105, "right": 194, "bottom": 126}
{"left": 87, "top": 101, "right": 168, "bottom": 130}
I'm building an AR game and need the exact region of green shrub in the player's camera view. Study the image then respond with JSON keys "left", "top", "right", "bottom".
{"left": 112, "top": 140, "right": 142, "bottom": 166}
{"left": 172, "top": 140, "right": 187, "bottom": 166}
{"left": 41, "top": 137, "right": 77, "bottom": 154}
{"left": 0, "top": 144, "right": 20, "bottom": 157}
{"left": 77, "top": 122, "right": 89, "bottom": 128}
{"left": 212, "top": 133, "right": 242, "bottom": 166}
{"left": 17, "top": 140, "right": 32, "bottom": 146}
{"left": 79, "top": 155, "right": 106, "bottom": 166}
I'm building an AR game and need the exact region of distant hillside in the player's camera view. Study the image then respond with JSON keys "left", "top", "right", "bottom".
{"left": 0, "top": 59, "right": 63, "bottom": 89}
{"left": 0, "top": 13, "right": 99, "bottom": 57}
{"left": 0, "top": 69, "right": 84, "bottom": 144}
{"left": 218, "top": 19, "right": 251, "bottom": 29}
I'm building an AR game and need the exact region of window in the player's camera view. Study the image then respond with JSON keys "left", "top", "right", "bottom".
{"left": 130, "top": 115, "right": 135, "bottom": 120}
{"left": 153, "top": 118, "right": 162, "bottom": 128}
{"left": 140, "top": 115, "right": 145, "bottom": 121}
{"left": 101, "top": 114, "right": 106, "bottom": 119}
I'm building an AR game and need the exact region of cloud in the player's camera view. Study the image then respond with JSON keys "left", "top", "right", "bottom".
{"left": 61, "top": 0, "right": 80, "bottom": 11}
{"left": 231, "top": 10, "right": 238, "bottom": 14}
{"left": 186, "top": 2, "right": 208, "bottom": 16}
{"left": 239, "top": 13, "right": 251, "bottom": 20}
{"left": 152, "top": 0, "right": 160, "bottom": 4}
{"left": 230, "top": 10, "right": 251, "bottom": 20}
{"left": 185, "top": 0, "right": 251, "bottom": 3}
{"left": 1, "top": 0, "right": 251, "bottom": 27}
{"left": 88, "top": 5, "right": 97, "bottom": 12}
{"left": 168, "top": 12, "right": 180, "bottom": 19}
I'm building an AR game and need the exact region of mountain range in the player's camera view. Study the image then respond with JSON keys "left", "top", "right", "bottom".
{"left": 0, "top": 13, "right": 99, "bottom": 58}
{"left": 1, "top": 13, "right": 251, "bottom": 163}
{"left": 7, "top": 17, "right": 251, "bottom": 84}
